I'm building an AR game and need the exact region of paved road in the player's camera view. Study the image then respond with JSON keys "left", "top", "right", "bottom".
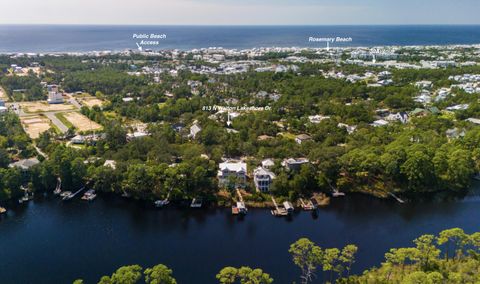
{"left": 45, "top": 112, "right": 69, "bottom": 133}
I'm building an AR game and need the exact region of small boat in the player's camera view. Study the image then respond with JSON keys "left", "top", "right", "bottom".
{"left": 232, "top": 201, "right": 247, "bottom": 215}
{"left": 61, "top": 191, "right": 73, "bottom": 201}
{"left": 154, "top": 199, "right": 170, "bottom": 208}
{"left": 190, "top": 198, "right": 203, "bottom": 208}
{"left": 332, "top": 190, "right": 346, "bottom": 197}
{"left": 81, "top": 189, "right": 97, "bottom": 201}
{"left": 18, "top": 192, "right": 34, "bottom": 204}
{"left": 271, "top": 207, "right": 289, "bottom": 216}
{"left": 121, "top": 191, "right": 131, "bottom": 198}
{"left": 0, "top": 207, "right": 6, "bottom": 214}
{"left": 310, "top": 197, "right": 319, "bottom": 209}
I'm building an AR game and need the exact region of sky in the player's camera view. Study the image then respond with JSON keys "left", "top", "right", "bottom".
{"left": 1, "top": 0, "right": 479, "bottom": 25}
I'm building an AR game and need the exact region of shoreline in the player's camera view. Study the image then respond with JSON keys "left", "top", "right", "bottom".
{"left": 2, "top": 43, "right": 480, "bottom": 56}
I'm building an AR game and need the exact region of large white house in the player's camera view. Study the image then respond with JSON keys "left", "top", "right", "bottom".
{"left": 47, "top": 84, "right": 64, "bottom": 104}
{"left": 217, "top": 161, "right": 247, "bottom": 188}
{"left": 253, "top": 167, "right": 275, "bottom": 192}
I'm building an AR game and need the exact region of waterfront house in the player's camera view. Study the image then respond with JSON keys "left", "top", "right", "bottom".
{"left": 253, "top": 167, "right": 276, "bottom": 192}
{"left": 217, "top": 161, "right": 247, "bottom": 188}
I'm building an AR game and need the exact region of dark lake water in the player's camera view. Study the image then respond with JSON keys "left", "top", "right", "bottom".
{"left": 1, "top": 187, "right": 480, "bottom": 284}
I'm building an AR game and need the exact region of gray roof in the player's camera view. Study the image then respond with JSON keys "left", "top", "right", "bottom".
{"left": 9, "top": 158, "right": 40, "bottom": 170}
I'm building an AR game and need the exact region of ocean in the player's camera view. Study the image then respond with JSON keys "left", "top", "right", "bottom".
{"left": 0, "top": 25, "right": 480, "bottom": 53}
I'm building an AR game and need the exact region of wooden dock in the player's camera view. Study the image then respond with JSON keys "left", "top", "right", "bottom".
{"left": 300, "top": 198, "right": 315, "bottom": 211}
{"left": 271, "top": 196, "right": 289, "bottom": 216}
{"left": 389, "top": 193, "right": 405, "bottom": 204}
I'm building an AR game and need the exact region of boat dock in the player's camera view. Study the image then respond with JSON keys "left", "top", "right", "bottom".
{"left": 300, "top": 198, "right": 316, "bottom": 211}
{"left": 232, "top": 189, "right": 248, "bottom": 215}
{"left": 271, "top": 196, "right": 292, "bottom": 216}
{"left": 63, "top": 186, "right": 85, "bottom": 201}
{"left": 389, "top": 193, "right": 405, "bottom": 204}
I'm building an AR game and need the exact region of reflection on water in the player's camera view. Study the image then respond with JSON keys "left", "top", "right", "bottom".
{"left": 1, "top": 186, "right": 480, "bottom": 283}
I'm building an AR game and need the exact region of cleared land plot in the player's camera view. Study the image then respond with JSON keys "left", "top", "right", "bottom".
{"left": 62, "top": 112, "right": 102, "bottom": 132}
{"left": 19, "top": 101, "right": 75, "bottom": 113}
{"left": 0, "top": 87, "right": 9, "bottom": 101}
{"left": 20, "top": 116, "right": 52, "bottom": 139}
{"left": 79, "top": 97, "right": 105, "bottom": 108}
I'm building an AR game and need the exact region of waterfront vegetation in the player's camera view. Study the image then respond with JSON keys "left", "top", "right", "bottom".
{"left": 1, "top": 47, "right": 480, "bottom": 205}
{"left": 71, "top": 228, "right": 480, "bottom": 284}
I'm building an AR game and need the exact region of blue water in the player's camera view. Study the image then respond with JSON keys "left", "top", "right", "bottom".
{"left": 0, "top": 25, "right": 480, "bottom": 53}
{"left": 1, "top": 191, "right": 480, "bottom": 283}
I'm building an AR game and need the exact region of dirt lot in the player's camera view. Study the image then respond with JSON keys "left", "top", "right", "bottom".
{"left": 79, "top": 97, "right": 105, "bottom": 108}
{"left": 0, "top": 87, "right": 8, "bottom": 101}
{"left": 19, "top": 101, "right": 75, "bottom": 113}
{"left": 63, "top": 112, "right": 102, "bottom": 132}
{"left": 20, "top": 116, "right": 52, "bottom": 139}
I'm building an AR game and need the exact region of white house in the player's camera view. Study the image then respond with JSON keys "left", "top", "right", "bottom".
{"left": 48, "top": 92, "right": 63, "bottom": 104}
{"left": 253, "top": 167, "right": 276, "bottom": 192}
{"left": 189, "top": 123, "right": 202, "bottom": 139}
{"left": 217, "top": 161, "right": 247, "bottom": 188}
{"left": 261, "top": 159, "right": 275, "bottom": 169}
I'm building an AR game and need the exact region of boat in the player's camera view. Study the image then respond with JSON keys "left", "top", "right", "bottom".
{"left": 190, "top": 198, "right": 203, "bottom": 208}
{"left": 271, "top": 207, "right": 289, "bottom": 216}
{"left": 18, "top": 192, "right": 34, "bottom": 204}
{"left": 81, "top": 189, "right": 97, "bottom": 201}
{"left": 61, "top": 191, "right": 73, "bottom": 201}
{"left": 332, "top": 190, "right": 346, "bottom": 197}
{"left": 0, "top": 207, "right": 6, "bottom": 214}
{"left": 154, "top": 199, "right": 170, "bottom": 208}
{"left": 283, "top": 201, "right": 294, "bottom": 214}
{"left": 310, "top": 197, "right": 319, "bottom": 209}
{"left": 121, "top": 191, "right": 131, "bottom": 198}
{"left": 232, "top": 201, "right": 247, "bottom": 215}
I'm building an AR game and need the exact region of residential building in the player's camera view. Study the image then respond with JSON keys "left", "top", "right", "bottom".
{"left": 9, "top": 158, "right": 40, "bottom": 170}
{"left": 253, "top": 167, "right": 276, "bottom": 192}
{"left": 217, "top": 161, "right": 247, "bottom": 188}
{"left": 189, "top": 123, "right": 202, "bottom": 139}
{"left": 295, "top": 134, "right": 312, "bottom": 145}
{"left": 282, "top": 158, "right": 309, "bottom": 171}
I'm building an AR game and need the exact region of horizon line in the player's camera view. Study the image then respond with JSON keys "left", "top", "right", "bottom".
{"left": 1, "top": 23, "right": 480, "bottom": 27}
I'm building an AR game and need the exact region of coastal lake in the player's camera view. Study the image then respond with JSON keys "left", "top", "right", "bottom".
{"left": 1, "top": 186, "right": 480, "bottom": 284}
